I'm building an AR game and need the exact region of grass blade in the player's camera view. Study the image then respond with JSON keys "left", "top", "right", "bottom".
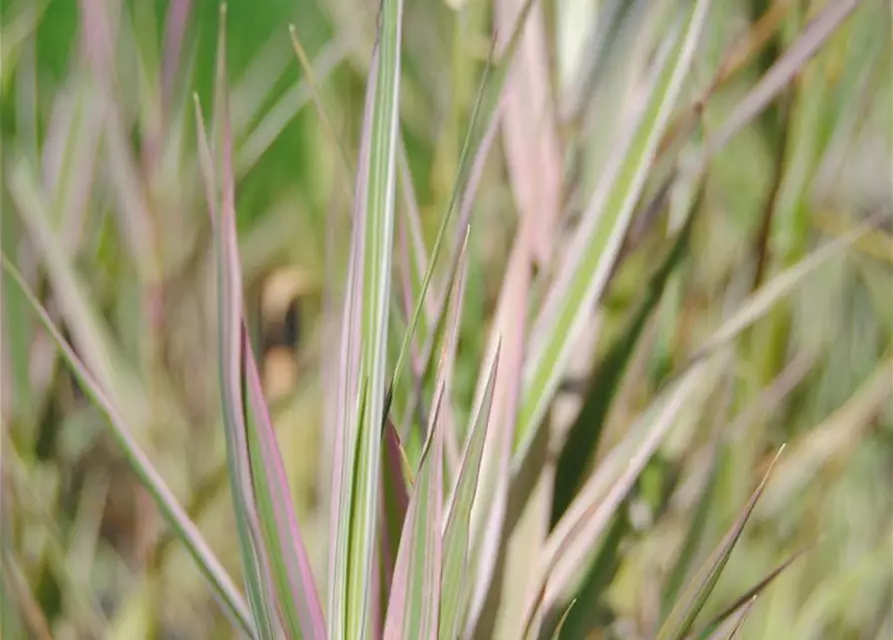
{"left": 383, "top": 416, "right": 412, "bottom": 526}
{"left": 550, "top": 599, "right": 577, "bottom": 640}
{"left": 706, "top": 596, "right": 757, "bottom": 640}
{"left": 689, "top": 219, "right": 878, "bottom": 362}
{"left": 390, "top": 0, "right": 555, "bottom": 434}
{"left": 464, "top": 237, "right": 533, "bottom": 638}
{"left": 420, "top": 28, "right": 559, "bottom": 625}
{"left": 755, "top": 353, "right": 893, "bottom": 520}
{"left": 326, "top": 38, "right": 377, "bottom": 640}
{"left": 7, "top": 161, "right": 149, "bottom": 428}
{"left": 383, "top": 387, "right": 446, "bottom": 639}
{"left": 439, "top": 346, "right": 501, "bottom": 640}
{"left": 243, "top": 342, "right": 327, "bottom": 638}
{"left": 0, "top": 1, "right": 47, "bottom": 91}
{"left": 235, "top": 40, "right": 347, "bottom": 178}
{"left": 1, "top": 198, "right": 37, "bottom": 435}
{"left": 2, "top": 549, "right": 53, "bottom": 640}
{"left": 550, "top": 192, "right": 697, "bottom": 525}
{"left": 522, "top": 357, "right": 714, "bottom": 633}
{"left": 695, "top": 546, "right": 811, "bottom": 639}
{"left": 328, "top": 0, "right": 405, "bottom": 635}
{"left": 197, "top": 9, "right": 278, "bottom": 635}
{"left": 657, "top": 0, "right": 798, "bottom": 158}
{"left": 384, "top": 232, "right": 466, "bottom": 638}
{"left": 387, "top": 50, "right": 493, "bottom": 411}
{"left": 703, "top": 0, "right": 865, "bottom": 163}
{"left": 201, "top": 9, "right": 328, "bottom": 637}
{"left": 0, "top": 258, "right": 254, "bottom": 637}
{"left": 495, "top": 0, "right": 562, "bottom": 265}
{"left": 656, "top": 446, "right": 786, "bottom": 640}
{"left": 288, "top": 23, "right": 355, "bottom": 189}
{"left": 160, "top": 0, "right": 191, "bottom": 115}
{"left": 660, "top": 445, "right": 723, "bottom": 621}
{"left": 522, "top": 214, "right": 875, "bottom": 631}
{"left": 514, "top": 0, "right": 712, "bottom": 472}
{"left": 554, "top": 510, "right": 629, "bottom": 639}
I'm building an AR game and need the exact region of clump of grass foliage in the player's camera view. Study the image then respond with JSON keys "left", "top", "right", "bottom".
{"left": 1, "top": 0, "right": 891, "bottom": 638}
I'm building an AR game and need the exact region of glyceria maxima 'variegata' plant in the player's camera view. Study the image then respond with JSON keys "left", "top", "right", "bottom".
{"left": 3, "top": 0, "right": 888, "bottom": 638}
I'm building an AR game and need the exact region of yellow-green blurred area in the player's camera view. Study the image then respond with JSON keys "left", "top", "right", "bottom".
{"left": 0, "top": 0, "right": 891, "bottom": 638}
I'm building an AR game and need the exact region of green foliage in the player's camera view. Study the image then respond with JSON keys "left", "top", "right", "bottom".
{"left": 2, "top": 0, "right": 890, "bottom": 639}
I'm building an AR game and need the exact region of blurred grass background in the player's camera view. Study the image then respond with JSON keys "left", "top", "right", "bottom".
{"left": 1, "top": 0, "right": 891, "bottom": 638}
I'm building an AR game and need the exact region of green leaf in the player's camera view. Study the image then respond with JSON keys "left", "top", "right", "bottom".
{"left": 550, "top": 599, "right": 577, "bottom": 640}
{"left": 196, "top": 9, "right": 278, "bottom": 636}
{"left": 0, "top": 258, "right": 255, "bottom": 638}
{"left": 522, "top": 355, "right": 715, "bottom": 634}
{"left": 514, "top": 0, "right": 712, "bottom": 477}
{"left": 199, "top": 10, "right": 327, "bottom": 638}
{"left": 439, "top": 345, "right": 501, "bottom": 640}
{"left": 550, "top": 186, "right": 698, "bottom": 525}
{"left": 695, "top": 546, "right": 810, "bottom": 639}
{"left": 244, "top": 341, "right": 327, "bottom": 638}
{"left": 383, "top": 387, "right": 445, "bottom": 639}
{"left": 660, "top": 444, "right": 723, "bottom": 620}
{"left": 385, "top": 222, "right": 468, "bottom": 638}
{"left": 328, "top": 0, "right": 405, "bottom": 636}
{"left": 555, "top": 510, "right": 629, "bottom": 639}
{"left": 706, "top": 596, "right": 757, "bottom": 640}
{"left": 656, "top": 446, "right": 786, "bottom": 640}
{"left": 387, "top": 47, "right": 493, "bottom": 419}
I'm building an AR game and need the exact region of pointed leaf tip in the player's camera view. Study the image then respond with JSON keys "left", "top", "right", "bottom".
{"left": 656, "top": 445, "right": 786, "bottom": 640}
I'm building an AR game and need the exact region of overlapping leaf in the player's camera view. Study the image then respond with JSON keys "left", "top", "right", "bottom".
{"left": 384, "top": 221, "right": 468, "bottom": 638}
{"left": 513, "top": 0, "right": 713, "bottom": 474}
{"left": 0, "top": 258, "right": 254, "bottom": 637}
{"left": 439, "top": 345, "right": 500, "bottom": 640}
{"left": 656, "top": 447, "right": 785, "bottom": 640}
{"left": 194, "top": 8, "right": 325, "bottom": 637}
{"left": 328, "top": 0, "right": 405, "bottom": 636}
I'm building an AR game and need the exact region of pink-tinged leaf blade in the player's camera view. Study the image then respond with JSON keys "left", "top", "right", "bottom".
{"left": 386, "top": 226, "right": 468, "bottom": 639}
{"left": 495, "top": 0, "right": 562, "bottom": 266}
{"left": 384, "top": 416, "right": 412, "bottom": 518}
{"left": 329, "top": 0, "right": 405, "bottom": 635}
{"left": 389, "top": 51, "right": 494, "bottom": 414}
{"left": 207, "top": 10, "right": 327, "bottom": 638}
{"left": 243, "top": 338, "right": 327, "bottom": 638}
{"left": 514, "top": 0, "right": 712, "bottom": 484}
{"left": 160, "top": 0, "right": 192, "bottom": 117}
{"left": 197, "top": 10, "right": 277, "bottom": 635}
{"left": 0, "top": 258, "right": 254, "bottom": 637}
{"left": 464, "top": 234, "right": 533, "bottom": 638}
{"left": 383, "top": 388, "right": 446, "bottom": 640}
{"left": 439, "top": 345, "right": 501, "bottom": 640}
{"left": 326, "top": 38, "right": 377, "bottom": 640}
{"left": 704, "top": 0, "right": 865, "bottom": 163}
{"left": 519, "top": 360, "right": 711, "bottom": 633}
{"left": 656, "top": 447, "right": 786, "bottom": 640}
